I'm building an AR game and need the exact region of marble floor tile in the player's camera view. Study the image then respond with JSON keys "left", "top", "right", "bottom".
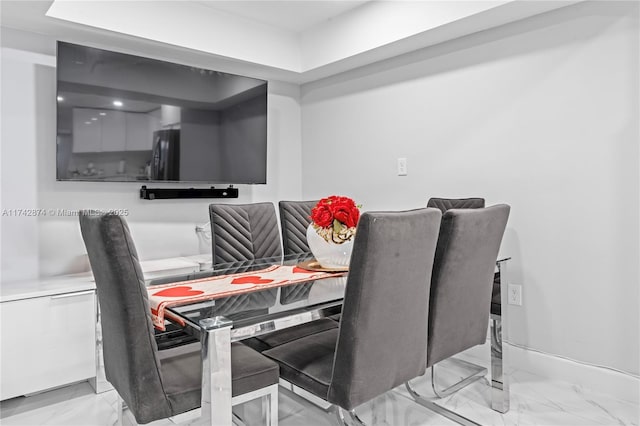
{"left": 401, "top": 362, "right": 639, "bottom": 426}
{"left": 0, "top": 367, "right": 637, "bottom": 426}
{"left": 277, "top": 388, "right": 458, "bottom": 426}
{"left": 506, "top": 370, "right": 638, "bottom": 426}
{"left": 0, "top": 382, "right": 116, "bottom": 426}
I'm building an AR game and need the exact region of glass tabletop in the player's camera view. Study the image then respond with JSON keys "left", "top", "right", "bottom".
{"left": 147, "top": 253, "right": 346, "bottom": 337}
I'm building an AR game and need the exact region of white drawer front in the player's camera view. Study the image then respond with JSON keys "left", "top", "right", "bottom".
{"left": 0, "top": 290, "right": 96, "bottom": 400}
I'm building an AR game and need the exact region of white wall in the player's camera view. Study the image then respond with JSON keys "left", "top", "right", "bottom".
{"left": 0, "top": 28, "right": 302, "bottom": 281}
{"left": 301, "top": 1, "right": 639, "bottom": 377}
{"left": 45, "top": 0, "right": 301, "bottom": 72}
{"left": 300, "top": 0, "right": 509, "bottom": 71}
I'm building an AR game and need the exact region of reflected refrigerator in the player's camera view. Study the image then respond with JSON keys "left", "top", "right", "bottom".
{"left": 151, "top": 129, "right": 180, "bottom": 181}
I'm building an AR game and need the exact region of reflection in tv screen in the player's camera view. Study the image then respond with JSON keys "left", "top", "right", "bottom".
{"left": 56, "top": 42, "right": 268, "bottom": 184}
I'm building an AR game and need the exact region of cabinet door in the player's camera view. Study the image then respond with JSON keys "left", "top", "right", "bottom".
{"left": 149, "top": 114, "right": 161, "bottom": 134}
{"left": 100, "top": 110, "right": 126, "bottom": 151}
{"left": 0, "top": 291, "right": 96, "bottom": 400}
{"left": 72, "top": 109, "right": 101, "bottom": 153}
{"left": 125, "top": 113, "right": 154, "bottom": 151}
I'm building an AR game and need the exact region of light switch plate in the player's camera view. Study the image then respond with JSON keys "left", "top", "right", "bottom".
{"left": 508, "top": 284, "right": 522, "bottom": 306}
{"left": 397, "top": 158, "right": 407, "bottom": 176}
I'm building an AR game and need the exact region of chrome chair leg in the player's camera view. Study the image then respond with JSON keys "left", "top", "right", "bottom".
{"left": 231, "top": 412, "right": 244, "bottom": 426}
{"left": 347, "top": 409, "right": 366, "bottom": 426}
{"left": 227, "top": 384, "right": 279, "bottom": 426}
{"left": 335, "top": 407, "right": 348, "bottom": 426}
{"left": 115, "top": 394, "right": 124, "bottom": 426}
{"left": 335, "top": 407, "right": 366, "bottom": 426}
{"left": 405, "top": 380, "right": 481, "bottom": 426}
{"left": 263, "top": 384, "right": 278, "bottom": 426}
{"left": 431, "top": 359, "right": 488, "bottom": 398}
{"left": 370, "top": 394, "right": 388, "bottom": 425}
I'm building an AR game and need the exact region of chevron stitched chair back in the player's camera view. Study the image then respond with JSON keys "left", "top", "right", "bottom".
{"left": 427, "top": 197, "right": 485, "bottom": 213}
{"left": 209, "top": 202, "right": 282, "bottom": 265}
{"left": 278, "top": 200, "right": 318, "bottom": 255}
{"left": 276, "top": 200, "right": 319, "bottom": 305}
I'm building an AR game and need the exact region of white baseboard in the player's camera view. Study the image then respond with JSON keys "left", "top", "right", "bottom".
{"left": 456, "top": 342, "right": 639, "bottom": 405}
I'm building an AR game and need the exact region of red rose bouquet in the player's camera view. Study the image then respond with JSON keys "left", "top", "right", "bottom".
{"left": 310, "top": 196, "right": 361, "bottom": 244}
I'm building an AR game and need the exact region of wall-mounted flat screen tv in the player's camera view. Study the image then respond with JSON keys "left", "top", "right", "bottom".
{"left": 56, "top": 42, "right": 268, "bottom": 183}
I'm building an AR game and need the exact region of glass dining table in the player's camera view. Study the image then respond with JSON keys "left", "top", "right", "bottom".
{"left": 148, "top": 253, "right": 345, "bottom": 424}
{"left": 146, "top": 253, "right": 511, "bottom": 425}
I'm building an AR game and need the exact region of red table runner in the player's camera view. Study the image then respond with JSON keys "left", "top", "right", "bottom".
{"left": 148, "top": 264, "right": 344, "bottom": 330}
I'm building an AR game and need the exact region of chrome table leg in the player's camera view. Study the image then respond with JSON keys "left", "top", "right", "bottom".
{"left": 491, "top": 259, "right": 510, "bottom": 413}
{"left": 200, "top": 316, "right": 233, "bottom": 425}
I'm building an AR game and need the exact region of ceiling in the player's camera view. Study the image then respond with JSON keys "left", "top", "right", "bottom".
{"left": 195, "top": 0, "right": 369, "bottom": 33}
{"left": 1, "top": 0, "right": 582, "bottom": 84}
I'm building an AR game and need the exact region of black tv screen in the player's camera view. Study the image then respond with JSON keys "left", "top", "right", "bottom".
{"left": 56, "top": 42, "right": 268, "bottom": 184}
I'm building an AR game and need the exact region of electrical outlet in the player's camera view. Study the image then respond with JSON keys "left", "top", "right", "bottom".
{"left": 508, "top": 284, "right": 522, "bottom": 306}
{"left": 397, "top": 158, "right": 407, "bottom": 176}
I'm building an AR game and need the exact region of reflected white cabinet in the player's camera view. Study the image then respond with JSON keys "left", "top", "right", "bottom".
{"left": 0, "top": 289, "right": 96, "bottom": 400}
{"left": 72, "top": 108, "right": 157, "bottom": 152}
{"left": 72, "top": 108, "right": 101, "bottom": 152}
{"left": 125, "top": 112, "right": 155, "bottom": 151}
{"left": 72, "top": 108, "right": 126, "bottom": 153}
{"left": 100, "top": 110, "right": 126, "bottom": 151}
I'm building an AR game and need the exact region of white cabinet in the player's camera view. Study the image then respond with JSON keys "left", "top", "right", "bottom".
{"left": 161, "top": 105, "right": 181, "bottom": 127}
{"left": 125, "top": 113, "right": 155, "bottom": 151}
{"left": 72, "top": 108, "right": 159, "bottom": 152}
{"left": 72, "top": 108, "right": 126, "bottom": 153}
{"left": 0, "top": 257, "right": 201, "bottom": 401}
{"left": 100, "top": 110, "right": 126, "bottom": 151}
{"left": 72, "top": 109, "right": 101, "bottom": 152}
{"left": 0, "top": 289, "right": 96, "bottom": 400}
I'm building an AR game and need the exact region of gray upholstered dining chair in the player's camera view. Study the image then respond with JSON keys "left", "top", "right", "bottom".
{"left": 230, "top": 200, "right": 341, "bottom": 355}
{"left": 79, "top": 211, "right": 279, "bottom": 425}
{"left": 424, "top": 198, "right": 502, "bottom": 400}
{"left": 262, "top": 208, "right": 442, "bottom": 425}
{"left": 209, "top": 202, "right": 282, "bottom": 265}
{"left": 405, "top": 204, "right": 510, "bottom": 420}
{"left": 209, "top": 202, "right": 287, "bottom": 354}
{"left": 278, "top": 200, "right": 318, "bottom": 255}
{"left": 277, "top": 200, "right": 342, "bottom": 322}
{"left": 426, "top": 197, "right": 485, "bottom": 213}
{"left": 209, "top": 201, "right": 339, "bottom": 362}
{"left": 277, "top": 200, "right": 323, "bottom": 306}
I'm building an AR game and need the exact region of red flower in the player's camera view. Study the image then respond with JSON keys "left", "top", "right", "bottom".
{"left": 310, "top": 201, "right": 333, "bottom": 228}
{"left": 310, "top": 195, "right": 360, "bottom": 229}
{"left": 332, "top": 198, "right": 359, "bottom": 228}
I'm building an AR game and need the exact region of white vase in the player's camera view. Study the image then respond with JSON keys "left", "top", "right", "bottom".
{"left": 306, "top": 224, "right": 354, "bottom": 269}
